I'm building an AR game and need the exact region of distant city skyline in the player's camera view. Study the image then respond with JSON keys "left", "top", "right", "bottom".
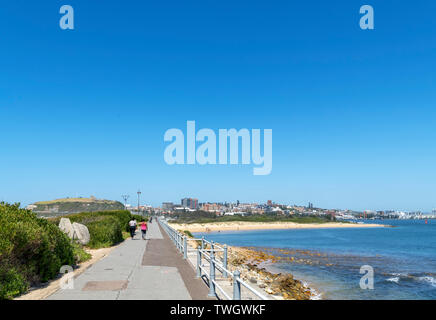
{"left": 1, "top": 1, "right": 436, "bottom": 212}
{"left": 19, "top": 194, "right": 434, "bottom": 214}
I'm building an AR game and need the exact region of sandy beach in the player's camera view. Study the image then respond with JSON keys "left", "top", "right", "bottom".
{"left": 170, "top": 221, "right": 386, "bottom": 233}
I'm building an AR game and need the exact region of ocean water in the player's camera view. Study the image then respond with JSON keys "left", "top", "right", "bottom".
{"left": 194, "top": 220, "right": 436, "bottom": 300}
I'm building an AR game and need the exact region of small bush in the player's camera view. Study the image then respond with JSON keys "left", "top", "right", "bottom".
{"left": 131, "top": 214, "right": 146, "bottom": 223}
{"left": 72, "top": 243, "right": 91, "bottom": 263}
{"left": 183, "top": 230, "right": 194, "bottom": 238}
{"left": 0, "top": 267, "right": 28, "bottom": 300}
{"left": 86, "top": 216, "right": 123, "bottom": 248}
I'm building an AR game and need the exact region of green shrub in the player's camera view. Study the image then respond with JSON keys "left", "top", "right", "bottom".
{"left": 50, "top": 210, "right": 132, "bottom": 232}
{"left": 0, "top": 202, "right": 75, "bottom": 300}
{"left": 0, "top": 267, "right": 28, "bottom": 300}
{"left": 86, "top": 216, "right": 123, "bottom": 248}
{"left": 72, "top": 243, "right": 91, "bottom": 263}
{"left": 183, "top": 230, "right": 194, "bottom": 238}
{"left": 131, "top": 214, "right": 146, "bottom": 223}
{"left": 49, "top": 210, "right": 132, "bottom": 248}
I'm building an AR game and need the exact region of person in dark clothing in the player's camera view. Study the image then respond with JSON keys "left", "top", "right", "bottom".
{"left": 129, "top": 219, "right": 136, "bottom": 239}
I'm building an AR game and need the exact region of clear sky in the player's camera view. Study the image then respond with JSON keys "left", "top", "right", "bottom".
{"left": 1, "top": 0, "right": 435, "bottom": 212}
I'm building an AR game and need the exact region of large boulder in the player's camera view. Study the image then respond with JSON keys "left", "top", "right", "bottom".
{"left": 59, "top": 218, "right": 74, "bottom": 239}
{"left": 72, "top": 222, "right": 90, "bottom": 245}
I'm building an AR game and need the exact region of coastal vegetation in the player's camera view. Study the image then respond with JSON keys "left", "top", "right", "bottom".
{"left": 183, "top": 230, "right": 195, "bottom": 238}
{"left": 0, "top": 202, "right": 87, "bottom": 300}
{"left": 131, "top": 214, "right": 147, "bottom": 222}
{"left": 170, "top": 211, "right": 336, "bottom": 224}
{"left": 49, "top": 210, "right": 137, "bottom": 248}
{"left": 0, "top": 203, "right": 147, "bottom": 299}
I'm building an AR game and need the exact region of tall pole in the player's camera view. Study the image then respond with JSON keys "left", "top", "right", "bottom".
{"left": 122, "top": 195, "right": 129, "bottom": 210}
{"left": 137, "top": 190, "right": 141, "bottom": 214}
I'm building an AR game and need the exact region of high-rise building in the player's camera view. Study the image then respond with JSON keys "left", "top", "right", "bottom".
{"left": 162, "top": 202, "right": 174, "bottom": 211}
{"left": 181, "top": 198, "right": 198, "bottom": 209}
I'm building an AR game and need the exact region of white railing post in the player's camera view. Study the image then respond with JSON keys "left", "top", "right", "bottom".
{"left": 223, "top": 245, "right": 228, "bottom": 277}
{"left": 183, "top": 236, "right": 187, "bottom": 259}
{"left": 196, "top": 246, "right": 201, "bottom": 278}
{"left": 233, "top": 270, "right": 241, "bottom": 300}
{"left": 208, "top": 250, "right": 216, "bottom": 297}
{"left": 176, "top": 232, "right": 179, "bottom": 250}
{"left": 178, "top": 233, "right": 181, "bottom": 252}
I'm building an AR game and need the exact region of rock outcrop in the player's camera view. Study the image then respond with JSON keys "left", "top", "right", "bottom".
{"left": 58, "top": 218, "right": 74, "bottom": 239}
{"left": 224, "top": 246, "right": 313, "bottom": 300}
{"left": 72, "top": 222, "right": 90, "bottom": 245}
{"left": 58, "top": 218, "right": 90, "bottom": 245}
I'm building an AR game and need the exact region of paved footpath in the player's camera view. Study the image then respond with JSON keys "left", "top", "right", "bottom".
{"left": 47, "top": 220, "right": 211, "bottom": 300}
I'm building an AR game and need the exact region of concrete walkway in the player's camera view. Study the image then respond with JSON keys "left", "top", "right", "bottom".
{"left": 47, "top": 220, "right": 211, "bottom": 300}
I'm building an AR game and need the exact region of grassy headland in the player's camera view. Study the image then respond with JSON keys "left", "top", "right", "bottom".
{"left": 30, "top": 197, "right": 125, "bottom": 217}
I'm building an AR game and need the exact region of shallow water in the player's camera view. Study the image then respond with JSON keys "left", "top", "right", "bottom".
{"left": 195, "top": 219, "right": 436, "bottom": 300}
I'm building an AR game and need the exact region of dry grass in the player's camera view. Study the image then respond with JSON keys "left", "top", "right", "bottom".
{"left": 34, "top": 197, "right": 113, "bottom": 205}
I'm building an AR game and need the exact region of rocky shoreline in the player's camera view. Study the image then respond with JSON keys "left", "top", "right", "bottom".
{"left": 220, "top": 245, "right": 314, "bottom": 300}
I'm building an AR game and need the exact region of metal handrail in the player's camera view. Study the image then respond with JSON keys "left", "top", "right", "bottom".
{"left": 199, "top": 265, "right": 209, "bottom": 277}
{"left": 158, "top": 217, "right": 268, "bottom": 300}
{"left": 237, "top": 278, "right": 269, "bottom": 300}
{"left": 203, "top": 239, "right": 225, "bottom": 250}
{"left": 212, "top": 279, "right": 232, "bottom": 300}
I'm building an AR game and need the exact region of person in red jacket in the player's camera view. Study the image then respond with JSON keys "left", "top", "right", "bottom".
{"left": 140, "top": 221, "right": 147, "bottom": 240}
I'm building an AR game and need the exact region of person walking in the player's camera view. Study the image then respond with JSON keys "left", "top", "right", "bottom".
{"left": 140, "top": 221, "right": 147, "bottom": 240}
{"left": 129, "top": 218, "right": 136, "bottom": 239}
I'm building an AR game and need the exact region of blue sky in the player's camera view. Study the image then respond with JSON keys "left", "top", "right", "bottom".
{"left": 1, "top": 0, "right": 436, "bottom": 211}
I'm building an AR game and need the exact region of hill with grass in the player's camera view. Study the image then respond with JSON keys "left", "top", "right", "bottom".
{"left": 29, "top": 197, "right": 125, "bottom": 217}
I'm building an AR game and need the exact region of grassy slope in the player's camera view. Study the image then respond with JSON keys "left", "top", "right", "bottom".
{"left": 33, "top": 197, "right": 125, "bottom": 216}
{"left": 35, "top": 197, "right": 118, "bottom": 205}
